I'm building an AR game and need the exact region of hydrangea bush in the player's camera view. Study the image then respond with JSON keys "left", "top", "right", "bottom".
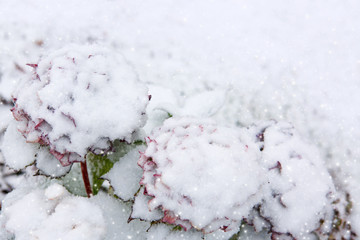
{"left": 0, "top": 45, "right": 356, "bottom": 240}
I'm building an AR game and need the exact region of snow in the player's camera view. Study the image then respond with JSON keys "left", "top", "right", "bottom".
{"left": 131, "top": 188, "right": 164, "bottom": 222}
{"left": 143, "top": 84, "right": 180, "bottom": 135}
{"left": 35, "top": 146, "right": 72, "bottom": 177}
{"left": 1, "top": 181, "right": 106, "bottom": 240}
{"left": 180, "top": 90, "right": 226, "bottom": 118}
{"left": 237, "top": 224, "right": 270, "bottom": 240}
{"left": 136, "top": 118, "right": 337, "bottom": 238}
{"left": 146, "top": 224, "right": 203, "bottom": 240}
{"left": 0, "top": 24, "right": 42, "bottom": 101}
{"left": 1, "top": 121, "right": 71, "bottom": 176}
{"left": 151, "top": 89, "right": 227, "bottom": 119}
{"left": 90, "top": 192, "right": 150, "bottom": 240}
{"left": 1, "top": 178, "right": 151, "bottom": 240}
{"left": 1, "top": 121, "right": 37, "bottom": 170}
{"left": 44, "top": 182, "right": 69, "bottom": 200}
{"left": 104, "top": 147, "right": 145, "bottom": 201}
{"left": 0, "top": 0, "right": 360, "bottom": 239}
{"left": 205, "top": 227, "right": 242, "bottom": 240}
{"left": 32, "top": 197, "right": 105, "bottom": 240}
{"left": 12, "top": 44, "right": 149, "bottom": 165}
{"left": 4, "top": 190, "right": 54, "bottom": 239}
{"left": 248, "top": 121, "right": 335, "bottom": 238}
{"left": 0, "top": 105, "right": 12, "bottom": 132}
{"left": 138, "top": 117, "right": 266, "bottom": 232}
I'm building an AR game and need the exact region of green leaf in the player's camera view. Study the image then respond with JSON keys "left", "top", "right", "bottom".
{"left": 86, "top": 152, "right": 114, "bottom": 195}
{"left": 133, "top": 139, "right": 146, "bottom": 146}
{"left": 172, "top": 225, "right": 183, "bottom": 231}
{"left": 228, "top": 221, "right": 245, "bottom": 240}
{"left": 107, "top": 140, "right": 139, "bottom": 162}
{"left": 60, "top": 140, "right": 143, "bottom": 196}
{"left": 228, "top": 232, "right": 240, "bottom": 240}
{"left": 60, "top": 156, "right": 113, "bottom": 197}
{"left": 60, "top": 162, "right": 87, "bottom": 197}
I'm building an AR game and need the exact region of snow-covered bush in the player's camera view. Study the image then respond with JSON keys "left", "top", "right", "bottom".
{"left": 1, "top": 44, "right": 150, "bottom": 196}
{"left": 133, "top": 117, "right": 340, "bottom": 239}
{"left": 0, "top": 44, "right": 354, "bottom": 240}
{"left": 136, "top": 117, "right": 265, "bottom": 233}
{"left": 10, "top": 44, "right": 149, "bottom": 166}
{"left": 246, "top": 121, "right": 336, "bottom": 239}
{"left": 12, "top": 45, "right": 148, "bottom": 166}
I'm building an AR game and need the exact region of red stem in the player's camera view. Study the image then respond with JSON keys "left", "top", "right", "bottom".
{"left": 81, "top": 159, "right": 92, "bottom": 198}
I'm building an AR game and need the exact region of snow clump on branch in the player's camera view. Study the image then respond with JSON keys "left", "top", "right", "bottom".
{"left": 10, "top": 44, "right": 149, "bottom": 166}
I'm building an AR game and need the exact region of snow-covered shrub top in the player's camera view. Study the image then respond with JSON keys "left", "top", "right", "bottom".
{"left": 247, "top": 121, "right": 335, "bottom": 239}
{"left": 137, "top": 118, "right": 336, "bottom": 239}
{"left": 138, "top": 117, "right": 266, "bottom": 233}
{"left": 11, "top": 45, "right": 149, "bottom": 166}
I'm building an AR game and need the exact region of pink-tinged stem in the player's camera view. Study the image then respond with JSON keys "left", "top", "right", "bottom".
{"left": 81, "top": 159, "right": 92, "bottom": 198}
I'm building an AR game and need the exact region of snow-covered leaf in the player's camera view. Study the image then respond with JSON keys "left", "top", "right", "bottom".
{"left": 90, "top": 192, "right": 150, "bottom": 240}
{"left": 1, "top": 121, "right": 37, "bottom": 171}
{"left": 60, "top": 163, "right": 87, "bottom": 197}
{"left": 103, "top": 146, "right": 145, "bottom": 201}
{"left": 131, "top": 187, "right": 164, "bottom": 221}
{"left": 146, "top": 224, "right": 203, "bottom": 240}
{"left": 35, "top": 147, "right": 72, "bottom": 177}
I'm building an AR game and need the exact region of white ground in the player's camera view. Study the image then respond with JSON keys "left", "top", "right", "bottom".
{"left": 0, "top": 0, "right": 359, "bottom": 239}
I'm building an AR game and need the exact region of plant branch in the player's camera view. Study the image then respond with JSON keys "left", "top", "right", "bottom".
{"left": 81, "top": 158, "right": 92, "bottom": 198}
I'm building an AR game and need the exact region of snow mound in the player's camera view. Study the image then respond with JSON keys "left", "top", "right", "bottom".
{"left": 11, "top": 44, "right": 149, "bottom": 166}
{"left": 1, "top": 182, "right": 106, "bottom": 240}
{"left": 137, "top": 117, "right": 266, "bottom": 233}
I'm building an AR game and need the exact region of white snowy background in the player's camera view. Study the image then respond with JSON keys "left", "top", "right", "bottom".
{"left": 0, "top": 0, "right": 359, "bottom": 239}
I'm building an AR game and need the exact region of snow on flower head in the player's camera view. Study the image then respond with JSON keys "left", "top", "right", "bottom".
{"left": 137, "top": 117, "right": 266, "bottom": 233}
{"left": 11, "top": 44, "right": 149, "bottom": 166}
